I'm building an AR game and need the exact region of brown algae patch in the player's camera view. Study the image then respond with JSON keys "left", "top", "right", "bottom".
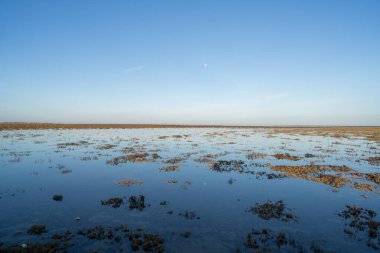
{"left": 96, "top": 144, "right": 117, "bottom": 150}
{"left": 107, "top": 153, "right": 152, "bottom": 165}
{"left": 120, "top": 152, "right": 150, "bottom": 162}
{"left": 312, "top": 174, "right": 349, "bottom": 189}
{"left": 351, "top": 172, "right": 380, "bottom": 186}
{"left": 272, "top": 153, "right": 301, "bottom": 161}
{"left": 116, "top": 179, "right": 143, "bottom": 187}
{"left": 365, "top": 173, "right": 380, "bottom": 185}
{"left": 159, "top": 165, "right": 179, "bottom": 172}
{"left": 268, "top": 165, "right": 351, "bottom": 188}
{"left": 354, "top": 183, "right": 374, "bottom": 192}
{"left": 249, "top": 200, "right": 297, "bottom": 222}
{"left": 121, "top": 147, "right": 136, "bottom": 153}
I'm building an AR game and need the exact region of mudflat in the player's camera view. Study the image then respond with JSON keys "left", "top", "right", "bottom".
{"left": 0, "top": 126, "right": 379, "bottom": 252}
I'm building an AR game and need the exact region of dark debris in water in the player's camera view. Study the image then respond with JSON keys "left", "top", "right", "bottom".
{"left": 249, "top": 200, "right": 297, "bottom": 222}
{"left": 209, "top": 160, "right": 246, "bottom": 173}
{"left": 244, "top": 228, "right": 331, "bottom": 253}
{"left": 51, "top": 230, "right": 73, "bottom": 243}
{"left": 180, "top": 231, "right": 192, "bottom": 238}
{"left": 57, "top": 164, "right": 72, "bottom": 174}
{"left": 101, "top": 197, "right": 124, "bottom": 208}
{"left": 27, "top": 224, "right": 47, "bottom": 235}
{"left": 77, "top": 225, "right": 165, "bottom": 252}
{"left": 0, "top": 242, "right": 62, "bottom": 253}
{"left": 129, "top": 195, "right": 146, "bottom": 210}
{"left": 367, "top": 157, "right": 380, "bottom": 166}
{"left": 57, "top": 141, "right": 90, "bottom": 149}
{"left": 209, "top": 160, "right": 285, "bottom": 180}
{"left": 179, "top": 211, "right": 200, "bottom": 220}
{"left": 124, "top": 227, "right": 165, "bottom": 253}
{"left": 78, "top": 226, "right": 117, "bottom": 241}
{"left": 255, "top": 171, "right": 286, "bottom": 180}
{"left": 2, "top": 225, "right": 165, "bottom": 252}
{"left": 339, "top": 205, "right": 380, "bottom": 250}
{"left": 52, "top": 194, "right": 63, "bottom": 202}
{"left": 246, "top": 152, "right": 267, "bottom": 159}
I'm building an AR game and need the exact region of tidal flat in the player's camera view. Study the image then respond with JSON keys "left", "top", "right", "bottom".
{"left": 0, "top": 126, "right": 379, "bottom": 252}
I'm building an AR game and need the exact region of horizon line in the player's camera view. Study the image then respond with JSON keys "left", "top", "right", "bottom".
{"left": 1, "top": 122, "right": 380, "bottom": 130}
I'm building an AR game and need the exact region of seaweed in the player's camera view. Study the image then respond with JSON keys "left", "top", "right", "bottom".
{"left": 101, "top": 197, "right": 124, "bottom": 208}
{"left": 129, "top": 195, "right": 146, "bottom": 210}
{"left": 339, "top": 205, "right": 380, "bottom": 250}
{"left": 249, "top": 200, "right": 297, "bottom": 222}
{"left": 52, "top": 195, "right": 63, "bottom": 201}
{"left": 27, "top": 225, "right": 47, "bottom": 235}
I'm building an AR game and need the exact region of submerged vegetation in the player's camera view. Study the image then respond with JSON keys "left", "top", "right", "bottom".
{"left": 249, "top": 200, "right": 297, "bottom": 222}
{"left": 339, "top": 205, "right": 380, "bottom": 250}
{"left": 0, "top": 126, "right": 379, "bottom": 252}
{"left": 27, "top": 225, "right": 47, "bottom": 235}
{"left": 101, "top": 197, "right": 124, "bottom": 208}
{"left": 116, "top": 179, "right": 144, "bottom": 187}
{"left": 243, "top": 228, "right": 331, "bottom": 252}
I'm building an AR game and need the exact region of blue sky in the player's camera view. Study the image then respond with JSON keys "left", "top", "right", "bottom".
{"left": 1, "top": 0, "right": 379, "bottom": 125}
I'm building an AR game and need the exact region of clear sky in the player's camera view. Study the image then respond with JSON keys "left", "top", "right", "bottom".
{"left": 1, "top": 0, "right": 379, "bottom": 125}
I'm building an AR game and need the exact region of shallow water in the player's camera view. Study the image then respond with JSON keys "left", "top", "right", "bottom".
{"left": 0, "top": 128, "right": 379, "bottom": 252}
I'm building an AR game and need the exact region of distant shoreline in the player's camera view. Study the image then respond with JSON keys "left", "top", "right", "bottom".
{"left": 0, "top": 122, "right": 379, "bottom": 131}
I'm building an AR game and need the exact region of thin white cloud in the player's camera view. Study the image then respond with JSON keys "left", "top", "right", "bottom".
{"left": 123, "top": 66, "right": 143, "bottom": 74}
